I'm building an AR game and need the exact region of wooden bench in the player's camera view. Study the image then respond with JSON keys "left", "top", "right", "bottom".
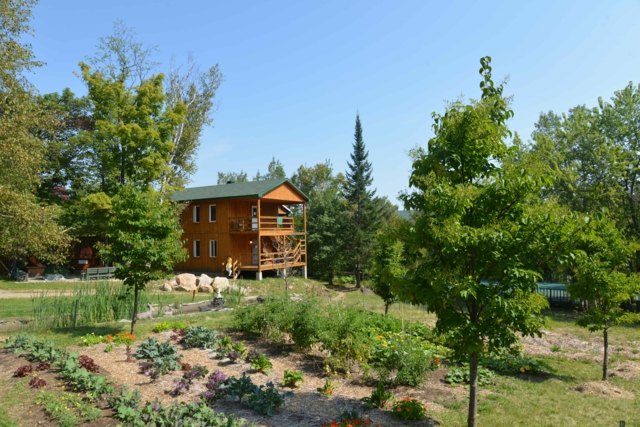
{"left": 82, "top": 266, "right": 117, "bottom": 280}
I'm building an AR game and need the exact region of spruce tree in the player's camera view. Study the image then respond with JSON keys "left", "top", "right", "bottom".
{"left": 344, "top": 114, "right": 379, "bottom": 288}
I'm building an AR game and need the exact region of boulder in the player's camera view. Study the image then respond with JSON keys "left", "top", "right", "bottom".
{"left": 175, "top": 273, "right": 197, "bottom": 292}
{"left": 160, "top": 282, "right": 173, "bottom": 292}
{"left": 213, "top": 276, "right": 230, "bottom": 293}
{"left": 199, "top": 274, "right": 214, "bottom": 288}
{"left": 198, "top": 282, "right": 214, "bottom": 293}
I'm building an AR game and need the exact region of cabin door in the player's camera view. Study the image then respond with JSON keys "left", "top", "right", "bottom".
{"left": 251, "top": 241, "right": 259, "bottom": 265}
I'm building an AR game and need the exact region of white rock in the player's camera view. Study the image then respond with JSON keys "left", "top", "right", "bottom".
{"left": 160, "top": 282, "right": 173, "bottom": 292}
{"left": 213, "top": 276, "right": 230, "bottom": 293}
{"left": 198, "top": 282, "right": 214, "bottom": 293}
{"left": 199, "top": 274, "right": 214, "bottom": 288}
{"left": 175, "top": 273, "right": 197, "bottom": 292}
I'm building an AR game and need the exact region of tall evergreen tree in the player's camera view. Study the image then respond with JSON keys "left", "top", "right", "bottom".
{"left": 343, "top": 114, "right": 380, "bottom": 288}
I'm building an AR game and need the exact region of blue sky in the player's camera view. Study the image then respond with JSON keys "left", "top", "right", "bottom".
{"left": 28, "top": 1, "right": 640, "bottom": 203}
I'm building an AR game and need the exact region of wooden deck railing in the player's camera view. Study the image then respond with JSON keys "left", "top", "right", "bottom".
{"left": 229, "top": 216, "right": 294, "bottom": 232}
{"left": 259, "top": 235, "right": 306, "bottom": 268}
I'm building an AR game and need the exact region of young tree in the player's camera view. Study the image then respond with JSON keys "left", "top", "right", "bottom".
{"left": 401, "top": 57, "right": 550, "bottom": 427}
{"left": 566, "top": 214, "right": 640, "bottom": 380}
{"left": 101, "top": 185, "right": 186, "bottom": 333}
{"left": 254, "top": 157, "right": 286, "bottom": 181}
{"left": 343, "top": 114, "right": 380, "bottom": 288}
{"left": 217, "top": 170, "right": 248, "bottom": 184}
{"left": 371, "top": 218, "right": 407, "bottom": 315}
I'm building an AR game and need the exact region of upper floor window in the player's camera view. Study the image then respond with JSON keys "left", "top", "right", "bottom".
{"left": 209, "top": 204, "right": 217, "bottom": 222}
{"left": 193, "top": 205, "right": 200, "bottom": 223}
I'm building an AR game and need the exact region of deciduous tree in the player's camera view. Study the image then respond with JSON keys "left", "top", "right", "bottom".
{"left": 100, "top": 185, "right": 186, "bottom": 334}
{"left": 401, "top": 57, "right": 550, "bottom": 427}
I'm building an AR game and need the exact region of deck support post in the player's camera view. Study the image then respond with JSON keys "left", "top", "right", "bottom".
{"left": 256, "top": 271, "right": 262, "bottom": 281}
{"left": 303, "top": 266, "right": 307, "bottom": 279}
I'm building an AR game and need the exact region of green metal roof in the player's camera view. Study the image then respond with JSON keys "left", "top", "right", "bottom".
{"left": 171, "top": 178, "right": 309, "bottom": 202}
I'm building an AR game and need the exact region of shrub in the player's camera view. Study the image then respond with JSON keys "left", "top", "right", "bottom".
{"left": 362, "top": 381, "right": 393, "bottom": 409}
{"left": 290, "top": 298, "right": 324, "bottom": 349}
{"left": 391, "top": 397, "right": 426, "bottom": 421}
{"left": 226, "top": 374, "right": 258, "bottom": 403}
{"left": 369, "top": 329, "right": 447, "bottom": 386}
{"left": 282, "top": 370, "right": 303, "bottom": 388}
{"left": 81, "top": 333, "right": 104, "bottom": 346}
{"left": 108, "top": 386, "right": 141, "bottom": 425}
{"left": 233, "top": 296, "right": 296, "bottom": 342}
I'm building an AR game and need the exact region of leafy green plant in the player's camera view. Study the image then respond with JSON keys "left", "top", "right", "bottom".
{"left": 37, "top": 390, "right": 102, "bottom": 427}
{"left": 249, "top": 351, "right": 272, "bottom": 374}
{"left": 362, "top": 381, "right": 393, "bottom": 409}
{"left": 317, "top": 379, "right": 335, "bottom": 397}
{"left": 134, "top": 338, "right": 181, "bottom": 378}
{"left": 108, "top": 386, "right": 141, "bottom": 426}
{"left": 226, "top": 374, "right": 258, "bottom": 403}
{"left": 59, "top": 354, "right": 114, "bottom": 400}
{"left": 247, "top": 381, "right": 291, "bottom": 416}
{"left": 180, "top": 326, "right": 218, "bottom": 349}
{"left": 80, "top": 333, "right": 104, "bottom": 346}
{"left": 137, "top": 400, "right": 246, "bottom": 426}
{"left": 445, "top": 365, "right": 495, "bottom": 386}
{"left": 391, "top": 397, "right": 426, "bottom": 421}
{"left": 283, "top": 369, "right": 303, "bottom": 388}
{"left": 480, "top": 353, "right": 555, "bottom": 376}
{"left": 152, "top": 320, "right": 189, "bottom": 333}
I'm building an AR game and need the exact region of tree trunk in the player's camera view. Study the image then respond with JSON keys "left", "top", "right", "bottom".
{"left": 384, "top": 302, "right": 390, "bottom": 315}
{"left": 602, "top": 328, "right": 609, "bottom": 381}
{"left": 130, "top": 287, "right": 139, "bottom": 335}
{"left": 467, "top": 352, "right": 479, "bottom": 427}
{"left": 355, "top": 268, "right": 362, "bottom": 288}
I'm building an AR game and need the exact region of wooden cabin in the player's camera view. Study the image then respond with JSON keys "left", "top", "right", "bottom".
{"left": 172, "top": 178, "right": 308, "bottom": 280}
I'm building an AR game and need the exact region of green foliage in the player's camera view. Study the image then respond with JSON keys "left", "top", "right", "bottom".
{"left": 37, "top": 390, "right": 101, "bottom": 427}
{"left": 247, "top": 381, "right": 290, "bottom": 416}
{"left": 152, "top": 320, "right": 189, "bottom": 333}
{"left": 343, "top": 114, "right": 383, "bottom": 287}
{"left": 179, "top": 325, "right": 218, "bottom": 349}
{"left": 233, "top": 296, "right": 296, "bottom": 343}
{"left": 401, "top": 57, "right": 551, "bottom": 426}
{"left": 317, "top": 379, "right": 335, "bottom": 397}
{"left": 361, "top": 381, "right": 393, "bottom": 409}
{"left": 5, "top": 334, "right": 66, "bottom": 364}
{"left": 445, "top": 365, "right": 495, "bottom": 386}
{"left": 226, "top": 374, "right": 259, "bottom": 403}
{"left": 0, "top": 0, "right": 72, "bottom": 265}
{"left": 108, "top": 386, "right": 142, "bottom": 426}
{"left": 369, "top": 329, "right": 447, "bottom": 386}
{"left": 370, "top": 220, "right": 408, "bottom": 314}
{"left": 391, "top": 397, "right": 427, "bottom": 421}
{"left": 134, "top": 338, "right": 181, "bottom": 378}
{"left": 80, "top": 333, "right": 104, "bottom": 346}
{"left": 249, "top": 352, "right": 273, "bottom": 375}
{"left": 59, "top": 353, "right": 114, "bottom": 400}
{"left": 480, "top": 353, "right": 555, "bottom": 376}
{"left": 101, "top": 185, "right": 186, "bottom": 333}
{"left": 282, "top": 369, "right": 303, "bottom": 388}
{"left": 290, "top": 298, "right": 324, "bottom": 349}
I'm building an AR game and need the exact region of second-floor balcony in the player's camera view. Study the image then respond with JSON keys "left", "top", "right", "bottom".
{"left": 229, "top": 216, "right": 295, "bottom": 233}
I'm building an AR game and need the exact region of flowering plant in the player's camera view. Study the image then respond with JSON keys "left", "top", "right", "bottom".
{"left": 391, "top": 397, "right": 426, "bottom": 421}
{"left": 321, "top": 411, "right": 375, "bottom": 427}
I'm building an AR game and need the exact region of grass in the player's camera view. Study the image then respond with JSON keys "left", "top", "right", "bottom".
{"left": 0, "top": 279, "right": 96, "bottom": 292}
{"left": 0, "top": 379, "right": 28, "bottom": 427}
{"left": 2, "top": 275, "right": 639, "bottom": 426}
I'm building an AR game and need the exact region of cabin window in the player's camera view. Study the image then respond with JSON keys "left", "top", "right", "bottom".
{"left": 209, "top": 240, "right": 217, "bottom": 258}
{"left": 193, "top": 205, "right": 200, "bottom": 223}
{"left": 209, "top": 204, "right": 217, "bottom": 222}
{"left": 193, "top": 240, "right": 200, "bottom": 257}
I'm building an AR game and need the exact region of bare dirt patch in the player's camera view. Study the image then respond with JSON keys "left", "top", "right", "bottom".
{"left": 573, "top": 381, "right": 634, "bottom": 399}
{"left": 609, "top": 361, "right": 640, "bottom": 380}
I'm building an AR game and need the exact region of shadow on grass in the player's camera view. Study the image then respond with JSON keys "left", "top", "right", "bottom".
{"left": 49, "top": 324, "right": 125, "bottom": 340}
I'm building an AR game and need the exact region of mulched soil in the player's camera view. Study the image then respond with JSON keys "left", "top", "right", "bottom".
{"left": 76, "top": 331, "right": 448, "bottom": 426}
